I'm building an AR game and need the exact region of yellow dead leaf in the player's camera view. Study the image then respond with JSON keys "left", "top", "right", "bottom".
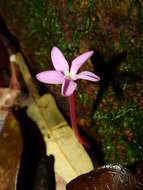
{"left": 27, "top": 94, "right": 93, "bottom": 183}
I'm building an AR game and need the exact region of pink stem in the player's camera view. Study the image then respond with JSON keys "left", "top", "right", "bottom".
{"left": 69, "top": 93, "right": 90, "bottom": 148}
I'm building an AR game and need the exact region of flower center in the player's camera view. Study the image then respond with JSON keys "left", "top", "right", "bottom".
{"left": 64, "top": 71, "right": 74, "bottom": 80}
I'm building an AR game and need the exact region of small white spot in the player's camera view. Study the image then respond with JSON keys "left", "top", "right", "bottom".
{"left": 64, "top": 71, "right": 74, "bottom": 80}
{"left": 9, "top": 54, "right": 16, "bottom": 62}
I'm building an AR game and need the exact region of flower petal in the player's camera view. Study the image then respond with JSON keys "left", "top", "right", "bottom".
{"left": 61, "top": 79, "right": 77, "bottom": 97}
{"left": 74, "top": 71, "right": 100, "bottom": 82}
{"left": 51, "top": 46, "right": 69, "bottom": 72}
{"left": 36, "top": 71, "right": 64, "bottom": 84}
{"left": 70, "top": 51, "right": 94, "bottom": 74}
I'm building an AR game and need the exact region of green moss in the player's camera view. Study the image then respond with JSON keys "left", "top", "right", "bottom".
{"left": 1, "top": 0, "right": 143, "bottom": 73}
{"left": 77, "top": 92, "right": 93, "bottom": 106}
{"left": 94, "top": 103, "right": 143, "bottom": 165}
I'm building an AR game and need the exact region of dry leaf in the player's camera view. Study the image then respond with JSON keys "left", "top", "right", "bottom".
{"left": 0, "top": 87, "right": 20, "bottom": 134}
{"left": 0, "top": 88, "right": 20, "bottom": 110}
{"left": 55, "top": 173, "right": 66, "bottom": 190}
{"left": 27, "top": 94, "right": 93, "bottom": 183}
{"left": 0, "top": 112, "right": 23, "bottom": 190}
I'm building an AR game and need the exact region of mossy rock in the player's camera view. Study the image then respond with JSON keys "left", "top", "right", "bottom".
{"left": 0, "top": 0, "right": 143, "bottom": 165}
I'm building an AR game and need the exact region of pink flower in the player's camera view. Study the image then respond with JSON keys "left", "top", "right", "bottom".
{"left": 36, "top": 46, "right": 100, "bottom": 96}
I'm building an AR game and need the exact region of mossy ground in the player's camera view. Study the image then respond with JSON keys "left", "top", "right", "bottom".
{"left": 0, "top": 0, "right": 143, "bottom": 165}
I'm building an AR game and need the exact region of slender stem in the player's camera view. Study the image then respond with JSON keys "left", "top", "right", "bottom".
{"left": 69, "top": 93, "right": 90, "bottom": 148}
